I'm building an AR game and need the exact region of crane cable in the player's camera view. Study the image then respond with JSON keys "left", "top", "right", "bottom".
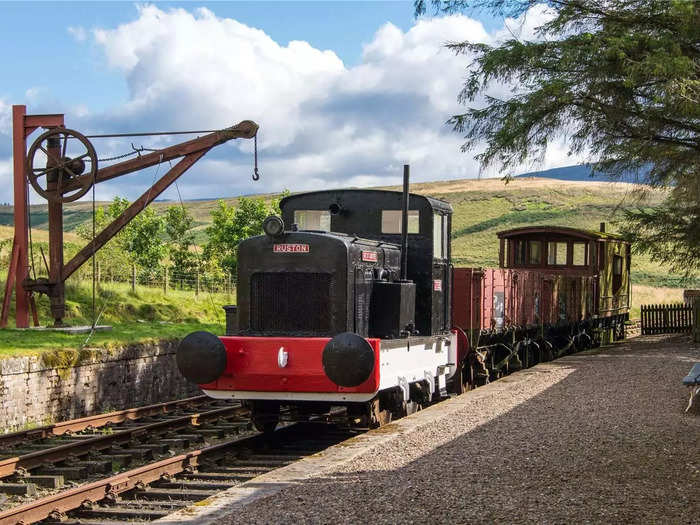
{"left": 91, "top": 169, "right": 96, "bottom": 330}
{"left": 81, "top": 167, "right": 105, "bottom": 349}
{"left": 26, "top": 180, "right": 36, "bottom": 281}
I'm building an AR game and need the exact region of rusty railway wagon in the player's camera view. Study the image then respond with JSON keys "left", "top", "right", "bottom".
{"left": 177, "top": 180, "right": 630, "bottom": 430}
{"left": 453, "top": 225, "right": 630, "bottom": 386}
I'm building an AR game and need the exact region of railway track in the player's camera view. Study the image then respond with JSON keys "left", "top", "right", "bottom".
{"left": 0, "top": 423, "right": 355, "bottom": 525}
{"left": 0, "top": 397, "right": 253, "bottom": 522}
{"left": 0, "top": 396, "right": 212, "bottom": 449}
{"left": 0, "top": 338, "right": 591, "bottom": 525}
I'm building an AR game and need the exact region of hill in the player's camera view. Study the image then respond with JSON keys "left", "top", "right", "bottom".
{"left": 0, "top": 177, "right": 689, "bottom": 287}
{"left": 403, "top": 177, "right": 679, "bottom": 286}
{"left": 514, "top": 164, "right": 650, "bottom": 183}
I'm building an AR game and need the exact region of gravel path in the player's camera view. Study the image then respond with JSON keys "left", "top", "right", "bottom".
{"left": 224, "top": 335, "right": 700, "bottom": 524}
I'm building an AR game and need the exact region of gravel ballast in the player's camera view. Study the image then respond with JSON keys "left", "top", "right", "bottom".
{"left": 218, "top": 334, "right": 699, "bottom": 524}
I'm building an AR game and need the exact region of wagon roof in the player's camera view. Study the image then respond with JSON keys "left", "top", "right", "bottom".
{"left": 496, "top": 225, "right": 628, "bottom": 242}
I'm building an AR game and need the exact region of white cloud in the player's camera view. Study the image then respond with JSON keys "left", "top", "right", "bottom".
{"left": 67, "top": 25, "right": 88, "bottom": 42}
{"left": 0, "top": 100, "right": 12, "bottom": 202}
{"left": 496, "top": 3, "right": 556, "bottom": 43}
{"left": 0, "top": 99, "right": 10, "bottom": 137}
{"left": 0, "top": 4, "right": 571, "bottom": 204}
{"left": 92, "top": 5, "right": 345, "bottom": 149}
{"left": 81, "top": 5, "right": 502, "bottom": 200}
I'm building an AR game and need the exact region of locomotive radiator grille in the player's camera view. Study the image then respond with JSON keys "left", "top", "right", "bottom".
{"left": 251, "top": 272, "right": 333, "bottom": 335}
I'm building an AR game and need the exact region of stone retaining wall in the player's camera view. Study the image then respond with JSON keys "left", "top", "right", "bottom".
{"left": 625, "top": 320, "right": 642, "bottom": 338}
{"left": 0, "top": 341, "right": 198, "bottom": 432}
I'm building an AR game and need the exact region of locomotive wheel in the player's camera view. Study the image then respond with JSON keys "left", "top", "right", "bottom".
{"left": 26, "top": 127, "right": 97, "bottom": 203}
{"left": 251, "top": 401, "right": 280, "bottom": 434}
{"left": 368, "top": 396, "right": 392, "bottom": 428}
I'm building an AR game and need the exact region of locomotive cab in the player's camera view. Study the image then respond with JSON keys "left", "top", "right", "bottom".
{"left": 177, "top": 186, "right": 457, "bottom": 430}
{"left": 279, "top": 189, "right": 452, "bottom": 336}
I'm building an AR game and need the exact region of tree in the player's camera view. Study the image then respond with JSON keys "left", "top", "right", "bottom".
{"left": 77, "top": 197, "right": 168, "bottom": 277}
{"left": 164, "top": 205, "right": 199, "bottom": 275}
{"left": 75, "top": 202, "right": 130, "bottom": 280}
{"left": 106, "top": 198, "right": 168, "bottom": 272}
{"left": 204, "top": 197, "right": 275, "bottom": 276}
{"left": 415, "top": 0, "right": 700, "bottom": 274}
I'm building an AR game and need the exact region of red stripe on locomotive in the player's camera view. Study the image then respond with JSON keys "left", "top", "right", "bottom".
{"left": 201, "top": 336, "right": 381, "bottom": 394}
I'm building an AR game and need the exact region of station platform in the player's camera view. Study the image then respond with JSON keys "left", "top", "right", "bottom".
{"left": 159, "top": 334, "right": 700, "bottom": 524}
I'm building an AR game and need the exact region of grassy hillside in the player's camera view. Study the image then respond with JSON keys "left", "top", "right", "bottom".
{"left": 392, "top": 177, "right": 688, "bottom": 287}
{"left": 1, "top": 177, "right": 692, "bottom": 287}
{"left": 0, "top": 177, "right": 693, "bottom": 354}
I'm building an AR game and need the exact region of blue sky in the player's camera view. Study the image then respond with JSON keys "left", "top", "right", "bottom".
{"left": 0, "top": 2, "right": 567, "bottom": 203}
{"left": 3, "top": 2, "right": 463, "bottom": 111}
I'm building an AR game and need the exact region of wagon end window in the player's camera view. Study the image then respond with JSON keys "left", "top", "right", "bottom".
{"left": 573, "top": 242, "right": 587, "bottom": 266}
{"left": 528, "top": 241, "right": 542, "bottom": 265}
{"left": 381, "top": 210, "right": 419, "bottom": 234}
{"left": 613, "top": 254, "right": 623, "bottom": 293}
{"left": 514, "top": 240, "right": 526, "bottom": 265}
{"left": 548, "top": 242, "right": 568, "bottom": 265}
{"left": 294, "top": 210, "right": 331, "bottom": 231}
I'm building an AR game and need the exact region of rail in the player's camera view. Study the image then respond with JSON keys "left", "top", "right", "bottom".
{"left": 0, "top": 395, "right": 208, "bottom": 448}
{"left": 0, "top": 405, "right": 249, "bottom": 479}
{"left": 0, "top": 424, "right": 351, "bottom": 525}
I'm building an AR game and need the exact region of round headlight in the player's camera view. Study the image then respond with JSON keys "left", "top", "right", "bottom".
{"left": 263, "top": 215, "right": 284, "bottom": 237}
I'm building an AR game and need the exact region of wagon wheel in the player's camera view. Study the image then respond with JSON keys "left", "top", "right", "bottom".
{"left": 26, "top": 128, "right": 97, "bottom": 203}
{"left": 449, "top": 359, "right": 471, "bottom": 394}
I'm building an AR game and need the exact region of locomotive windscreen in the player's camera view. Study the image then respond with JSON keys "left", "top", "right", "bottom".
{"left": 250, "top": 272, "right": 333, "bottom": 335}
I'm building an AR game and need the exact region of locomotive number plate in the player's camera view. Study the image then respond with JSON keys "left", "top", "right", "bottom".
{"left": 433, "top": 279, "right": 442, "bottom": 291}
{"left": 361, "top": 251, "right": 378, "bottom": 262}
{"left": 273, "top": 244, "right": 310, "bottom": 253}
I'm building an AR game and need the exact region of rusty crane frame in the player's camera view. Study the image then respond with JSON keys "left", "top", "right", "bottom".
{"left": 1, "top": 105, "right": 259, "bottom": 328}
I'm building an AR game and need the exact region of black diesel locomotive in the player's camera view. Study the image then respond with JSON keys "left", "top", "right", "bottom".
{"left": 177, "top": 168, "right": 629, "bottom": 430}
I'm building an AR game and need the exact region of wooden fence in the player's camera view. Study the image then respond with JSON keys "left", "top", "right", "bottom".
{"left": 640, "top": 303, "right": 693, "bottom": 335}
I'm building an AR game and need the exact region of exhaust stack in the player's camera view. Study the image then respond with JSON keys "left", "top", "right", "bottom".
{"left": 400, "top": 164, "right": 410, "bottom": 280}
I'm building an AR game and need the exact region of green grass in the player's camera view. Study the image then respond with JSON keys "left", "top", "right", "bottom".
{"left": 6, "top": 178, "right": 692, "bottom": 288}
{"left": 0, "top": 280, "right": 232, "bottom": 357}
{"left": 421, "top": 182, "right": 698, "bottom": 288}
{"left": 0, "top": 177, "right": 695, "bottom": 357}
{"left": 0, "top": 321, "right": 223, "bottom": 358}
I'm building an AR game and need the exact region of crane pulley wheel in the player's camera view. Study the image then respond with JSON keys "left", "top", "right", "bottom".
{"left": 26, "top": 127, "right": 98, "bottom": 203}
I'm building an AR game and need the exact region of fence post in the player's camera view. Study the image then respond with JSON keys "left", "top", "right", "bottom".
{"left": 131, "top": 264, "right": 136, "bottom": 292}
{"left": 163, "top": 267, "right": 168, "bottom": 295}
{"left": 694, "top": 298, "right": 700, "bottom": 343}
{"left": 196, "top": 272, "right": 200, "bottom": 297}
{"left": 227, "top": 273, "right": 232, "bottom": 296}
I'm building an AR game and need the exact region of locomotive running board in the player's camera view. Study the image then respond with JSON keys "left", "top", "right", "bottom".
{"left": 201, "top": 390, "right": 376, "bottom": 403}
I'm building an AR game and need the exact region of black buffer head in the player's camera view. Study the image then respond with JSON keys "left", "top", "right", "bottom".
{"left": 322, "top": 332, "right": 375, "bottom": 387}
{"left": 177, "top": 331, "right": 227, "bottom": 385}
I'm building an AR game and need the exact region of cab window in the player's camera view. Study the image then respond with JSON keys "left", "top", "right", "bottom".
{"left": 442, "top": 214, "right": 449, "bottom": 259}
{"left": 294, "top": 210, "right": 330, "bottom": 231}
{"left": 433, "top": 213, "right": 444, "bottom": 259}
{"left": 514, "top": 240, "right": 526, "bottom": 265}
{"left": 381, "top": 210, "right": 419, "bottom": 234}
